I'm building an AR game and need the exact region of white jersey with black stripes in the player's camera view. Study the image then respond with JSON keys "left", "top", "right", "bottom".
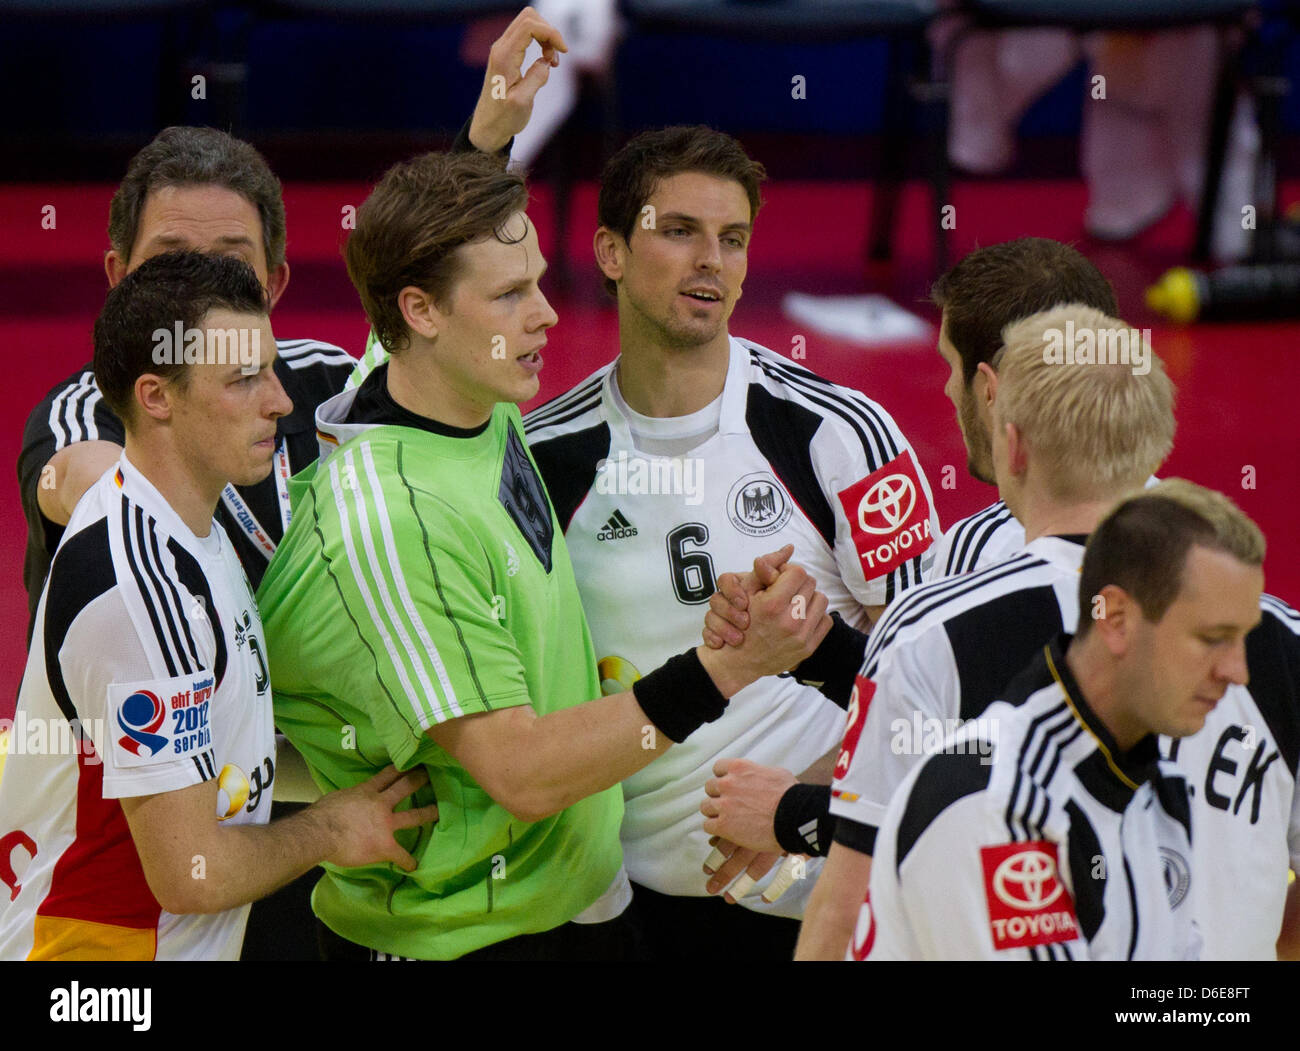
{"left": 0, "top": 454, "right": 275, "bottom": 961}
{"left": 831, "top": 535, "right": 1085, "bottom": 844}
{"left": 857, "top": 636, "right": 1200, "bottom": 961}
{"left": 524, "top": 335, "right": 940, "bottom": 913}
{"left": 926, "top": 500, "right": 1022, "bottom": 581}
{"left": 929, "top": 478, "right": 1162, "bottom": 583}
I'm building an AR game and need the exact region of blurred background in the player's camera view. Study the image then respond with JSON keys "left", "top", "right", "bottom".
{"left": 2, "top": 0, "right": 1299, "bottom": 708}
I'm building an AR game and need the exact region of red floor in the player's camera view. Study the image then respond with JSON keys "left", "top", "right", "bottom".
{"left": 2, "top": 178, "right": 1298, "bottom": 713}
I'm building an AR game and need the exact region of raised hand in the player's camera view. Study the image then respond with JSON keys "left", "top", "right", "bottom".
{"left": 467, "top": 7, "right": 569, "bottom": 153}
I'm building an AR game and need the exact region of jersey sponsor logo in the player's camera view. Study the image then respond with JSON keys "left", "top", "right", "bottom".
{"left": 596, "top": 509, "right": 638, "bottom": 542}
{"left": 109, "top": 674, "right": 214, "bottom": 767}
{"left": 727, "top": 472, "right": 792, "bottom": 537}
{"left": 980, "top": 841, "right": 1079, "bottom": 951}
{"left": 833, "top": 675, "right": 876, "bottom": 785}
{"left": 849, "top": 889, "right": 877, "bottom": 961}
{"left": 598, "top": 655, "right": 642, "bottom": 696}
{"left": 1161, "top": 847, "right": 1191, "bottom": 909}
{"left": 837, "top": 453, "right": 933, "bottom": 580}
{"left": 216, "top": 756, "right": 275, "bottom": 820}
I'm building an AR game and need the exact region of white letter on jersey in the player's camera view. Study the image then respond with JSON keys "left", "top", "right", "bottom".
{"left": 341, "top": 724, "right": 356, "bottom": 750}
{"left": 41, "top": 205, "right": 56, "bottom": 230}
{"left": 941, "top": 464, "right": 956, "bottom": 490}
{"left": 1241, "top": 465, "right": 1256, "bottom": 490}
{"left": 492, "top": 854, "right": 506, "bottom": 879}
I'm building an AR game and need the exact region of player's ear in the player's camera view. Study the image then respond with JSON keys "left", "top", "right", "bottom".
{"left": 134, "top": 373, "right": 176, "bottom": 422}
{"left": 398, "top": 285, "right": 441, "bottom": 343}
{"left": 593, "top": 227, "right": 625, "bottom": 284}
{"left": 265, "top": 262, "right": 290, "bottom": 310}
{"left": 105, "top": 250, "right": 128, "bottom": 289}
{"left": 976, "top": 361, "right": 998, "bottom": 408}
{"left": 1091, "top": 584, "right": 1134, "bottom": 655}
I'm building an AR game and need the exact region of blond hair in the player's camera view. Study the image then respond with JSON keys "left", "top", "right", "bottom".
{"left": 994, "top": 303, "right": 1175, "bottom": 503}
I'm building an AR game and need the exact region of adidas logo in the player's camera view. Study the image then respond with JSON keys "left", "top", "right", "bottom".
{"left": 596, "top": 509, "right": 638, "bottom": 542}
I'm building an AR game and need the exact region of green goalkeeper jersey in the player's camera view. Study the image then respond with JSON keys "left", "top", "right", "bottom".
{"left": 256, "top": 375, "right": 622, "bottom": 959}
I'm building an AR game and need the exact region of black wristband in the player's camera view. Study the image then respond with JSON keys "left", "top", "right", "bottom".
{"left": 791, "top": 611, "right": 867, "bottom": 709}
{"left": 773, "top": 782, "right": 836, "bottom": 857}
{"left": 832, "top": 815, "right": 877, "bottom": 856}
{"left": 632, "top": 649, "right": 728, "bottom": 744}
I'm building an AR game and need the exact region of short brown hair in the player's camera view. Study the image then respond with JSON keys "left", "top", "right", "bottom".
{"left": 597, "top": 125, "right": 766, "bottom": 296}
{"left": 93, "top": 251, "right": 268, "bottom": 426}
{"left": 108, "top": 126, "right": 287, "bottom": 269}
{"left": 932, "top": 238, "right": 1118, "bottom": 386}
{"left": 345, "top": 151, "right": 528, "bottom": 353}
{"left": 1077, "top": 479, "right": 1265, "bottom": 635}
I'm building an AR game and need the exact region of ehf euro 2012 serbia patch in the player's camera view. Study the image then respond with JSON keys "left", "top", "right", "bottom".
{"left": 108, "top": 673, "right": 214, "bottom": 768}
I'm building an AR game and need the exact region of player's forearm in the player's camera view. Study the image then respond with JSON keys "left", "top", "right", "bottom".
{"left": 495, "top": 645, "right": 746, "bottom": 822}
{"left": 502, "top": 690, "right": 673, "bottom": 821}
{"left": 152, "top": 806, "right": 340, "bottom": 915}
{"left": 795, "top": 843, "right": 872, "bottom": 961}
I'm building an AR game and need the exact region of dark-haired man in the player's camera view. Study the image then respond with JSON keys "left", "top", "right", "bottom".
{"left": 518, "top": 126, "right": 939, "bottom": 959}
{"left": 18, "top": 129, "right": 353, "bottom": 637}
{"left": 923, "top": 238, "right": 1120, "bottom": 579}
{"left": 0, "top": 253, "right": 437, "bottom": 961}
{"left": 859, "top": 481, "right": 1265, "bottom": 959}
{"left": 256, "top": 150, "right": 829, "bottom": 961}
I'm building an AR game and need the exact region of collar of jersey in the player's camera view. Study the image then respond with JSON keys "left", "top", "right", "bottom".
{"left": 311, "top": 382, "right": 503, "bottom": 467}
{"left": 601, "top": 334, "right": 752, "bottom": 449}
{"left": 1022, "top": 534, "right": 1086, "bottom": 577}
{"left": 114, "top": 451, "right": 220, "bottom": 554}
{"left": 1043, "top": 634, "right": 1163, "bottom": 810}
